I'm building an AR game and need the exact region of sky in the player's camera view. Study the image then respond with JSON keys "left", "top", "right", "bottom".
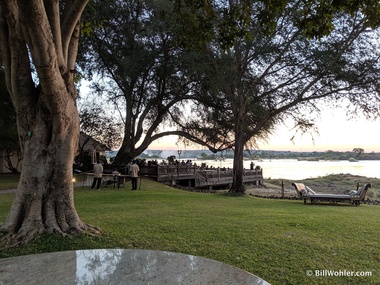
{"left": 148, "top": 109, "right": 380, "bottom": 153}
{"left": 80, "top": 82, "right": 380, "bottom": 153}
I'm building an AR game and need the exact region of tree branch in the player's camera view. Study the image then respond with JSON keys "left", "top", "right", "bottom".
{"left": 61, "top": 0, "right": 88, "bottom": 64}
{"left": 43, "top": 0, "right": 64, "bottom": 67}
{"left": 135, "top": 130, "right": 233, "bottom": 156}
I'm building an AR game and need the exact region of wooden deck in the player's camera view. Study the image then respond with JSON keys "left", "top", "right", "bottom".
{"left": 92, "top": 164, "right": 264, "bottom": 189}
{"left": 142, "top": 165, "right": 263, "bottom": 189}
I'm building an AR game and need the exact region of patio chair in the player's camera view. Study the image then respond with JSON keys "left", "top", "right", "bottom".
{"left": 291, "top": 182, "right": 371, "bottom": 206}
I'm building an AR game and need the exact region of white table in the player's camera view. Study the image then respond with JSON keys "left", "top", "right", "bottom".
{"left": 0, "top": 249, "right": 271, "bottom": 284}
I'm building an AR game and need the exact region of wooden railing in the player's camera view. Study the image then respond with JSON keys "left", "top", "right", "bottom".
{"left": 103, "top": 164, "right": 264, "bottom": 188}
{"left": 154, "top": 164, "right": 263, "bottom": 187}
{"left": 156, "top": 165, "right": 197, "bottom": 179}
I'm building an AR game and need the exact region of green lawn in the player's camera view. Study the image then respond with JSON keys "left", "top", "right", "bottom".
{"left": 0, "top": 178, "right": 379, "bottom": 285}
{"left": 0, "top": 173, "right": 20, "bottom": 190}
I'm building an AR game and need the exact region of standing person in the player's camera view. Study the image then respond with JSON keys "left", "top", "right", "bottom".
{"left": 130, "top": 160, "right": 140, "bottom": 190}
{"left": 91, "top": 160, "right": 103, "bottom": 191}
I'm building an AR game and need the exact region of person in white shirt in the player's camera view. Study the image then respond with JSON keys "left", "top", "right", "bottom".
{"left": 91, "top": 160, "right": 103, "bottom": 191}
{"left": 130, "top": 160, "right": 140, "bottom": 190}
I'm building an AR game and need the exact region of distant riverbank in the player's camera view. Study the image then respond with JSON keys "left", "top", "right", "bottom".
{"left": 142, "top": 149, "right": 380, "bottom": 161}
{"left": 193, "top": 159, "right": 380, "bottom": 180}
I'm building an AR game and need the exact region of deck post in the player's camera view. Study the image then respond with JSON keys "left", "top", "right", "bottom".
{"left": 281, "top": 180, "right": 284, "bottom": 198}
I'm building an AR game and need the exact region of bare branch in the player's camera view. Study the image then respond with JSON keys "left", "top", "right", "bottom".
{"left": 61, "top": 0, "right": 89, "bottom": 64}
{"left": 44, "top": 0, "right": 64, "bottom": 67}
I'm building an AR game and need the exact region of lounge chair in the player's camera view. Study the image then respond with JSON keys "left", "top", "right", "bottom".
{"left": 291, "top": 182, "right": 371, "bottom": 206}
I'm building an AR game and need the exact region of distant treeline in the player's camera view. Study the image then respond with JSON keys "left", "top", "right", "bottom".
{"left": 251, "top": 151, "right": 380, "bottom": 161}
{"left": 141, "top": 149, "right": 380, "bottom": 161}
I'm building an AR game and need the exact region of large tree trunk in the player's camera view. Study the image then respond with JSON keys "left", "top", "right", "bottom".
{"left": 229, "top": 86, "right": 246, "bottom": 194}
{"left": 0, "top": 0, "right": 99, "bottom": 245}
{"left": 114, "top": 94, "right": 135, "bottom": 164}
{"left": 229, "top": 124, "right": 246, "bottom": 194}
{"left": 114, "top": 136, "right": 135, "bottom": 165}
{"left": 0, "top": 75, "right": 101, "bottom": 245}
{"left": 1, "top": 89, "right": 87, "bottom": 244}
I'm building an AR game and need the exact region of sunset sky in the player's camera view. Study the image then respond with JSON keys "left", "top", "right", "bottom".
{"left": 148, "top": 109, "right": 380, "bottom": 153}
{"left": 80, "top": 83, "right": 380, "bottom": 153}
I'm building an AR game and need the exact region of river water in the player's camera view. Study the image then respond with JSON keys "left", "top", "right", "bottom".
{"left": 193, "top": 159, "right": 380, "bottom": 180}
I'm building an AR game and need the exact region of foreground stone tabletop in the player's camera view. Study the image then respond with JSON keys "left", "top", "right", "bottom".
{"left": 0, "top": 249, "right": 270, "bottom": 285}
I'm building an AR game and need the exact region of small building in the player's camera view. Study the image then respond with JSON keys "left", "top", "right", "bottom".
{"left": 77, "top": 131, "right": 109, "bottom": 163}
{"left": 0, "top": 132, "right": 108, "bottom": 173}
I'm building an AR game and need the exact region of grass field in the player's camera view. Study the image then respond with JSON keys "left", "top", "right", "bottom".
{"left": 0, "top": 176, "right": 379, "bottom": 285}
{"left": 0, "top": 173, "right": 20, "bottom": 190}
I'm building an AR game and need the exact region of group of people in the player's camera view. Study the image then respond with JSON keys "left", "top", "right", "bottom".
{"left": 160, "top": 159, "right": 193, "bottom": 166}
{"left": 90, "top": 160, "right": 140, "bottom": 191}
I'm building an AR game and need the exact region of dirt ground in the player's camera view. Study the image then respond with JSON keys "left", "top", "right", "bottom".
{"left": 245, "top": 173, "right": 380, "bottom": 202}
{"left": 245, "top": 184, "right": 297, "bottom": 198}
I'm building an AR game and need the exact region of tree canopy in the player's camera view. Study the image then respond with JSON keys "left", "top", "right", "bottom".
{"left": 79, "top": 0, "right": 204, "bottom": 163}
{"left": 173, "top": 1, "right": 380, "bottom": 193}
{"left": 79, "top": 104, "right": 123, "bottom": 151}
{"left": 78, "top": 0, "right": 380, "bottom": 194}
